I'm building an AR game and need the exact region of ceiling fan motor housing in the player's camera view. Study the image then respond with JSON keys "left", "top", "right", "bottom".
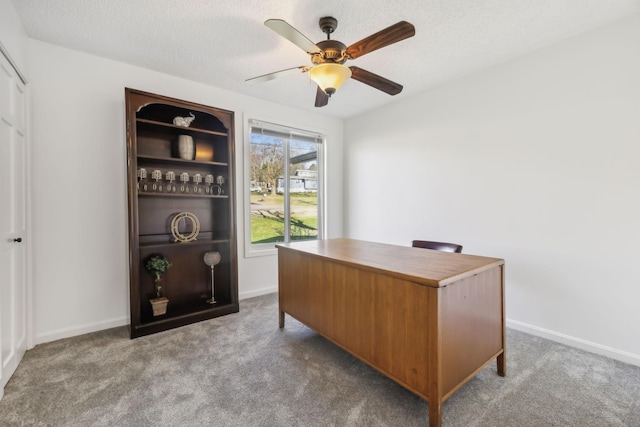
{"left": 313, "top": 40, "right": 347, "bottom": 64}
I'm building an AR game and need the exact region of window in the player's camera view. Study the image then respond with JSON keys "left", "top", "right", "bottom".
{"left": 246, "top": 118, "right": 324, "bottom": 254}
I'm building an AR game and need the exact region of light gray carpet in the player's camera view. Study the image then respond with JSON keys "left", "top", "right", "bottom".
{"left": 1, "top": 293, "right": 639, "bottom": 426}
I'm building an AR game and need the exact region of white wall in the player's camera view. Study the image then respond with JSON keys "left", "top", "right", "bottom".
{"left": 27, "top": 39, "right": 343, "bottom": 344}
{"left": 344, "top": 14, "right": 640, "bottom": 365}
{"left": 0, "top": 0, "right": 27, "bottom": 73}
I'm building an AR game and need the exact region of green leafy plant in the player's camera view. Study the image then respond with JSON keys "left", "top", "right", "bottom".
{"left": 145, "top": 254, "right": 172, "bottom": 298}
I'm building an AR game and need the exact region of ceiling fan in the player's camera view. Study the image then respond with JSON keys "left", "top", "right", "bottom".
{"left": 246, "top": 17, "right": 415, "bottom": 107}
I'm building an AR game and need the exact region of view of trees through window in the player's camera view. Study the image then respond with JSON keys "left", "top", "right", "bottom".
{"left": 249, "top": 120, "right": 322, "bottom": 245}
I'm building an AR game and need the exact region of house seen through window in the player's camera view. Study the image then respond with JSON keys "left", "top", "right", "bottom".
{"left": 248, "top": 119, "right": 324, "bottom": 248}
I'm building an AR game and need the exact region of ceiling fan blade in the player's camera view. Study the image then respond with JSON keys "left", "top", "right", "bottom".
{"left": 349, "top": 67, "right": 403, "bottom": 95}
{"left": 265, "top": 19, "right": 322, "bottom": 54}
{"left": 245, "top": 66, "right": 309, "bottom": 85}
{"left": 345, "top": 21, "right": 415, "bottom": 60}
{"left": 315, "top": 86, "right": 329, "bottom": 107}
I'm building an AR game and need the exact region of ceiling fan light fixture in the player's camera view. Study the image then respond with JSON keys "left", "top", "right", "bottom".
{"left": 309, "top": 63, "right": 351, "bottom": 96}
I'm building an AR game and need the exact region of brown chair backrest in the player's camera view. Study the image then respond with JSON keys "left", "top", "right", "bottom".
{"left": 412, "top": 240, "right": 463, "bottom": 253}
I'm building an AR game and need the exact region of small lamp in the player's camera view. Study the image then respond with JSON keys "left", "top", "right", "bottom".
{"left": 204, "top": 251, "right": 221, "bottom": 304}
{"left": 309, "top": 63, "right": 352, "bottom": 96}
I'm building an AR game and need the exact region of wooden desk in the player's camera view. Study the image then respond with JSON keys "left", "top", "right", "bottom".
{"left": 277, "top": 239, "right": 505, "bottom": 427}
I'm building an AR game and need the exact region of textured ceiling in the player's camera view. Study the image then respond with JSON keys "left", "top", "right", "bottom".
{"left": 11, "top": 0, "right": 640, "bottom": 118}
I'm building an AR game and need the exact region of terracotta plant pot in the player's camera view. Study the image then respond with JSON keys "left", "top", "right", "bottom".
{"left": 150, "top": 297, "right": 169, "bottom": 316}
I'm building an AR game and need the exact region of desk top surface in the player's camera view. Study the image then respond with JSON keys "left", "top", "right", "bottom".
{"left": 277, "top": 238, "right": 504, "bottom": 288}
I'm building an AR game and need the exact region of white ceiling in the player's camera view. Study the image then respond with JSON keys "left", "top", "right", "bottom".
{"left": 11, "top": 0, "right": 640, "bottom": 119}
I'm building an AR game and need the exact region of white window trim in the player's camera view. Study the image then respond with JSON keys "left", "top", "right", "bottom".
{"left": 242, "top": 113, "right": 326, "bottom": 258}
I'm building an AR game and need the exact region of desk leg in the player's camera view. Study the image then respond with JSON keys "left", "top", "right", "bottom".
{"left": 498, "top": 264, "right": 506, "bottom": 377}
{"left": 429, "top": 402, "right": 442, "bottom": 427}
{"left": 497, "top": 351, "right": 506, "bottom": 377}
{"left": 279, "top": 310, "right": 285, "bottom": 328}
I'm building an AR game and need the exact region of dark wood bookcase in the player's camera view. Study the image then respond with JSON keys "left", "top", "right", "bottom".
{"left": 125, "top": 88, "right": 238, "bottom": 338}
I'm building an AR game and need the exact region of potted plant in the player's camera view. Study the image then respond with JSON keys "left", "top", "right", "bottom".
{"left": 145, "top": 254, "right": 172, "bottom": 316}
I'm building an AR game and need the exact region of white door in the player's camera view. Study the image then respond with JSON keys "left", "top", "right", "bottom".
{"left": 0, "top": 51, "right": 27, "bottom": 398}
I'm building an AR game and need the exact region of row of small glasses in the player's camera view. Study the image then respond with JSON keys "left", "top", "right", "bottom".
{"left": 137, "top": 168, "right": 225, "bottom": 195}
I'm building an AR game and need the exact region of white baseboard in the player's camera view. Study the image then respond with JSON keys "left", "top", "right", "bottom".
{"left": 507, "top": 318, "right": 640, "bottom": 367}
{"left": 239, "top": 286, "right": 277, "bottom": 300}
{"left": 33, "top": 290, "right": 278, "bottom": 346}
{"left": 34, "top": 316, "right": 129, "bottom": 346}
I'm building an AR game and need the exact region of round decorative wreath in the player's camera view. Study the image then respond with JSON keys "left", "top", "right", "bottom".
{"left": 170, "top": 212, "right": 200, "bottom": 243}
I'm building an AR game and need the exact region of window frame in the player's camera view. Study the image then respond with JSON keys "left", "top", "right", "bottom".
{"left": 243, "top": 115, "right": 326, "bottom": 257}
